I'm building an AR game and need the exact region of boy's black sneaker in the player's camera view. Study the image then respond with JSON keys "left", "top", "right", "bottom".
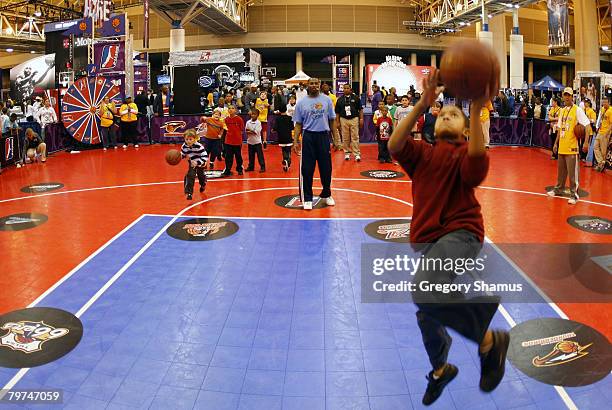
{"left": 422, "top": 364, "right": 458, "bottom": 406}
{"left": 222, "top": 171, "right": 232, "bottom": 177}
{"left": 209, "top": 163, "right": 214, "bottom": 170}
{"left": 245, "top": 167, "right": 254, "bottom": 172}
{"left": 259, "top": 168, "right": 266, "bottom": 173}
{"left": 282, "top": 160, "right": 288, "bottom": 172}
{"left": 238, "top": 170, "right": 243, "bottom": 175}
{"left": 199, "top": 185, "right": 205, "bottom": 193}
{"left": 186, "top": 193, "right": 193, "bottom": 200}
{"left": 479, "top": 330, "right": 510, "bottom": 392}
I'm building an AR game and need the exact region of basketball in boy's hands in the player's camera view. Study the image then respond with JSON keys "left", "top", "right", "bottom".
{"left": 573, "top": 124, "right": 586, "bottom": 141}
{"left": 165, "top": 149, "right": 182, "bottom": 166}
{"left": 440, "top": 39, "right": 500, "bottom": 100}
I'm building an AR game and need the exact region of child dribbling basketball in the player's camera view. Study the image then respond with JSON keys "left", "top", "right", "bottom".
{"left": 389, "top": 68, "right": 509, "bottom": 406}
{"left": 181, "top": 129, "right": 208, "bottom": 200}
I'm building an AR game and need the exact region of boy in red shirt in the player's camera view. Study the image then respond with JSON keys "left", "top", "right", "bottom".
{"left": 223, "top": 105, "right": 245, "bottom": 176}
{"left": 389, "top": 69, "right": 509, "bottom": 406}
{"left": 375, "top": 105, "right": 393, "bottom": 163}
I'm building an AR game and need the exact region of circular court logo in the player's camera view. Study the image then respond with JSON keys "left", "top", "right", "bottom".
{"left": 360, "top": 170, "right": 405, "bottom": 179}
{"left": 0, "top": 307, "right": 83, "bottom": 368}
{"left": 567, "top": 215, "right": 612, "bottom": 235}
{"left": 20, "top": 183, "right": 64, "bottom": 193}
{"left": 364, "top": 219, "right": 411, "bottom": 243}
{"left": 274, "top": 195, "right": 327, "bottom": 210}
{"left": 166, "top": 217, "right": 239, "bottom": 241}
{"left": 0, "top": 213, "right": 48, "bottom": 231}
{"left": 544, "top": 186, "right": 589, "bottom": 198}
{"left": 508, "top": 318, "right": 612, "bottom": 387}
{"left": 204, "top": 170, "right": 226, "bottom": 179}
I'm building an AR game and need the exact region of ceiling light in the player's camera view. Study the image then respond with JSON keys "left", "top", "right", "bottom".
{"left": 466, "top": 22, "right": 471, "bottom": 26}
{"left": 5, "top": 27, "right": 13, "bottom": 34}
{"left": 234, "top": 15, "right": 240, "bottom": 22}
{"left": 456, "top": 4, "right": 463, "bottom": 11}
{"left": 514, "top": 4, "right": 520, "bottom": 8}
{"left": 31, "top": 50, "right": 36, "bottom": 53}
{"left": 603, "top": 46, "right": 610, "bottom": 51}
{"left": 459, "top": 22, "right": 465, "bottom": 26}
{"left": 34, "top": 10, "right": 41, "bottom": 17}
{"left": 488, "top": 14, "right": 493, "bottom": 18}
{"left": 6, "top": 48, "right": 13, "bottom": 52}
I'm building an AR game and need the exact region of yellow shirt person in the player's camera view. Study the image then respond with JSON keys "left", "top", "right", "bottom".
{"left": 557, "top": 104, "right": 590, "bottom": 155}
{"left": 120, "top": 100, "right": 138, "bottom": 122}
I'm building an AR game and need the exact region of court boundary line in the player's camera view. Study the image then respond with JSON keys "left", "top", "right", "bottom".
{"left": 0, "top": 177, "right": 610, "bottom": 209}
{"left": 0, "top": 188, "right": 578, "bottom": 409}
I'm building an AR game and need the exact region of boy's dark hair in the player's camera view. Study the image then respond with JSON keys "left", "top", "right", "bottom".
{"left": 1, "top": 107, "right": 7, "bottom": 114}
{"left": 10, "top": 113, "right": 17, "bottom": 119}
{"left": 250, "top": 108, "right": 260, "bottom": 116}
{"left": 400, "top": 95, "right": 409, "bottom": 101}
{"left": 279, "top": 104, "right": 287, "bottom": 114}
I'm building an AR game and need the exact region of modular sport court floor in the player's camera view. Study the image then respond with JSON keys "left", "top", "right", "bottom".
{"left": 0, "top": 144, "right": 610, "bottom": 410}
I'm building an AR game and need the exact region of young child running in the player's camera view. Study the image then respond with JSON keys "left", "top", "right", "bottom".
{"left": 245, "top": 108, "right": 266, "bottom": 172}
{"left": 388, "top": 69, "right": 509, "bottom": 406}
{"left": 181, "top": 129, "right": 208, "bottom": 200}
{"left": 375, "top": 105, "right": 393, "bottom": 163}
{"left": 273, "top": 104, "right": 294, "bottom": 171}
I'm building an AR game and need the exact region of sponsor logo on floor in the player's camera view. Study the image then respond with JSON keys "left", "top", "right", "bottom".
{"left": 0, "top": 213, "right": 48, "bottom": 231}
{"left": 20, "top": 183, "right": 64, "bottom": 193}
{"left": 508, "top": 317, "right": 612, "bottom": 386}
{"left": 274, "top": 195, "right": 325, "bottom": 209}
{"left": 567, "top": 215, "right": 612, "bottom": 234}
{"left": 0, "top": 308, "right": 83, "bottom": 368}
{"left": 166, "top": 217, "right": 239, "bottom": 241}
{"left": 364, "top": 219, "right": 411, "bottom": 243}
{"left": 360, "top": 170, "right": 405, "bottom": 179}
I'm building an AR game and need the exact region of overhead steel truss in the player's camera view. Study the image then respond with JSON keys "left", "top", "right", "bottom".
{"left": 149, "top": 0, "right": 247, "bottom": 34}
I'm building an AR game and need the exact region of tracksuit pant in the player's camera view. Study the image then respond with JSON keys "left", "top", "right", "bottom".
{"left": 413, "top": 229, "right": 499, "bottom": 370}
{"left": 300, "top": 130, "right": 332, "bottom": 202}
{"left": 224, "top": 144, "right": 243, "bottom": 173}
{"left": 247, "top": 143, "right": 265, "bottom": 170}
{"left": 184, "top": 164, "right": 206, "bottom": 194}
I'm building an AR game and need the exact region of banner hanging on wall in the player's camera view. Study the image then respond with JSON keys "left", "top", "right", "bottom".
{"left": 169, "top": 48, "right": 246, "bottom": 66}
{"left": 365, "top": 57, "right": 432, "bottom": 97}
{"left": 94, "top": 41, "right": 125, "bottom": 73}
{"left": 547, "top": 0, "right": 570, "bottom": 56}
{"left": 335, "top": 64, "right": 351, "bottom": 95}
{"left": 10, "top": 54, "right": 56, "bottom": 102}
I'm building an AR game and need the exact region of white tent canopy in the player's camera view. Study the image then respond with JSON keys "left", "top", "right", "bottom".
{"left": 284, "top": 70, "right": 311, "bottom": 84}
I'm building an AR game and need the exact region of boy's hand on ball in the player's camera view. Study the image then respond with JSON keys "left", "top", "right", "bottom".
{"left": 190, "top": 160, "right": 197, "bottom": 167}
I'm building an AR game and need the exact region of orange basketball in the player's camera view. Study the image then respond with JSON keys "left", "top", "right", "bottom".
{"left": 574, "top": 124, "right": 586, "bottom": 141}
{"left": 165, "top": 149, "right": 182, "bottom": 166}
{"left": 440, "top": 39, "right": 500, "bottom": 100}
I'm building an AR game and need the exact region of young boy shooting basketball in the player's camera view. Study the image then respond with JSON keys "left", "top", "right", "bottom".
{"left": 389, "top": 69, "right": 509, "bottom": 406}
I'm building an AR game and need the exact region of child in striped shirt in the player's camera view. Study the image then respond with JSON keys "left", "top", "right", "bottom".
{"left": 181, "top": 128, "right": 209, "bottom": 200}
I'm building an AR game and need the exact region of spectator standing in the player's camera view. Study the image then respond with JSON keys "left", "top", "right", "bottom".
{"left": 335, "top": 84, "right": 363, "bottom": 162}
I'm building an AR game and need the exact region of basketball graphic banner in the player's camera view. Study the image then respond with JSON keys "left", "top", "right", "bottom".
{"left": 547, "top": 0, "right": 570, "bottom": 56}
{"left": 94, "top": 42, "right": 125, "bottom": 73}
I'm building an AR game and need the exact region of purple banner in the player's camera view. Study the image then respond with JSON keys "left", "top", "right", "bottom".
{"left": 134, "top": 81, "right": 148, "bottom": 95}
{"left": 94, "top": 41, "right": 125, "bottom": 73}
{"left": 531, "top": 119, "right": 553, "bottom": 149}
{"left": 490, "top": 117, "right": 531, "bottom": 146}
{"left": 335, "top": 64, "right": 351, "bottom": 95}
{"left": 152, "top": 116, "right": 201, "bottom": 143}
{"left": 134, "top": 66, "right": 148, "bottom": 82}
{"left": 101, "top": 14, "right": 126, "bottom": 37}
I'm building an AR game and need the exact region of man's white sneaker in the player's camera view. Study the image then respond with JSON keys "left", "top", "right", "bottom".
{"left": 568, "top": 197, "right": 577, "bottom": 205}
{"left": 345, "top": 154, "right": 350, "bottom": 161}
{"left": 303, "top": 201, "right": 313, "bottom": 210}
{"left": 123, "top": 144, "right": 127, "bottom": 148}
{"left": 134, "top": 144, "right": 139, "bottom": 148}
{"left": 325, "top": 197, "right": 335, "bottom": 206}
{"left": 355, "top": 156, "right": 361, "bottom": 162}
{"left": 546, "top": 190, "right": 556, "bottom": 197}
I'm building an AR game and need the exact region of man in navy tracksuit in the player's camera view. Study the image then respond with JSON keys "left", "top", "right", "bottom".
{"left": 293, "top": 78, "right": 336, "bottom": 210}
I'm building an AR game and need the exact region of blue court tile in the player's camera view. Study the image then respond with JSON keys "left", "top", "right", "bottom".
{"left": 325, "top": 330, "right": 362, "bottom": 350}
{"left": 363, "top": 348, "right": 403, "bottom": 371}
{"left": 410, "top": 393, "right": 456, "bottom": 410}
{"left": 201, "top": 296, "right": 236, "bottom": 312}
{"left": 74, "top": 372, "right": 124, "bottom": 402}
{"left": 211, "top": 346, "right": 252, "bottom": 369}
{"left": 237, "top": 394, "right": 282, "bottom": 410}
{"left": 185, "top": 324, "right": 224, "bottom": 345}
{"left": 125, "top": 358, "right": 171, "bottom": 385}
{"left": 194, "top": 309, "right": 230, "bottom": 326}
{"left": 109, "top": 378, "right": 159, "bottom": 407}
{"left": 241, "top": 369, "right": 284, "bottom": 396}
{"left": 326, "top": 396, "right": 370, "bottom": 410}
{"left": 293, "top": 298, "right": 325, "bottom": 314}
{"left": 291, "top": 314, "right": 325, "bottom": 331}
{"left": 286, "top": 349, "right": 325, "bottom": 372}
{"left": 23, "top": 362, "right": 60, "bottom": 386}
{"left": 91, "top": 352, "right": 138, "bottom": 377}
{"left": 522, "top": 378, "right": 563, "bottom": 402}
{"left": 398, "top": 346, "right": 434, "bottom": 371}
{"left": 325, "top": 301, "right": 358, "bottom": 316}
{"left": 139, "top": 339, "right": 182, "bottom": 362}
{"left": 262, "top": 298, "right": 294, "bottom": 314}
{"left": 449, "top": 387, "right": 497, "bottom": 409}
{"left": 248, "top": 348, "right": 288, "bottom": 371}
{"left": 366, "top": 370, "right": 410, "bottom": 396}
{"left": 283, "top": 371, "right": 326, "bottom": 397}
{"left": 403, "top": 368, "right": 433, "bottom": 396}
{"left": 258, "top": 313, "right": 292, "bottom": 330}
{"left": 63, "top": 394, "right": 108, "bottom": 410}
{"left": 219, "top": 327, "right": 257, "bottom": 348}
{"left": 446, "top": 361, "right": 481, "bottom": 391}
{"left": 290, "top": 330, "right": 325, "bottom": 349}
{"left": 226, "top": 311, "right": 261, "bottom": 328}
{"left": 253, "top": 329, "right": 290, "bottom": 349}
{"left": 325, "top": 314, "right": 359, "bottom": 331}
{"left": 326, "top": 371, "right": 368, "bottom": 397}
{"left": 195, "top": 390, "right": 240, "bottom": 410}
{"left": 534, "top": 394, "right": 576, "bottom": 410}
{"left": 282, "top": 396, "right": 325, "bottom": 410}
{"left": 105, "top": 402, "right": 137, "bottom": 410}
{"left": 360, "top": 329, "right": 397, "bottom": 349}
{"left": 149, "top": 385, "right": 199, "bottom": 410}
{"left": 490, "top": 380, "right": 534, "bottom": 409}
{"left": 202, "top": 367, "right": 246, "bottom": 393}
{"left": 162, "top": 362, "right": 208, "bottom": 389}
{"left": 393, "top": 329, "right": 421, "bottom": 348}
{"left": 325, "top": 349, "right": 365, "bottom": 372}
{"left": 569, "top": 391, "right": 611, "bottom": 410}
{"left": 445, "top": 340, "right": 476, "bottom": 366}
{"left": 369, "top": 395, "right": 413, "bottom": 410}
{"left": 357, "top": 314, "right": 392, "bottom": 330}
{"left": 44, "top": 366, "right": 91, "bottom": 392}
{"left": 173, "top": 342, "right": 216, "bottom": 366}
